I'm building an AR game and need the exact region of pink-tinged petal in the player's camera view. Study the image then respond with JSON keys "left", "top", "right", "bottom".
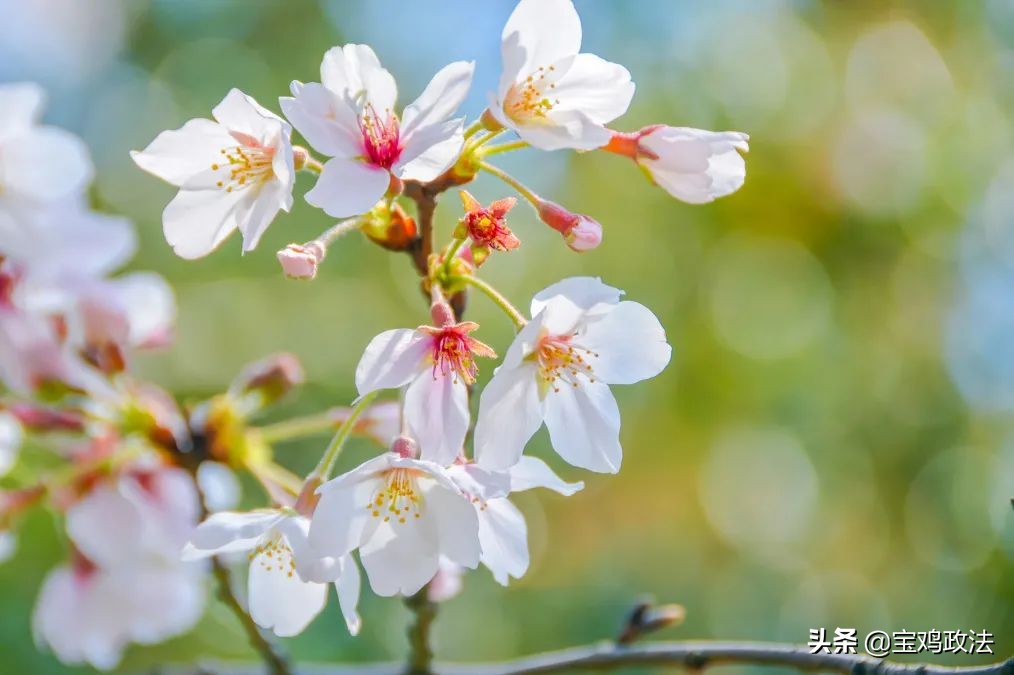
{"left": 335, "top": 555, "right": 362, "bottom": 635}
{"left": 394, "top": 117, "right": 464, "bottom": 183}
{"left": 185, "top": 509, "right": 282, "bottom": 556}
{"left": 131, "top": 118, "right": 236, "bottom": 188}
{"left": 426, "top": 482, "right": 481, "bottom": 568}
{"left": 404, "top": 371, "right": 469, "bottom": 466}
{"left": 543, "top": 381, "right": 622, "bottom": 473}
{"left": 115, "top": 565, "right": 204, "bottom": 645}
{"left": 508, "top": 456, "right": 583, "bottom": 496}
{"left": 103, "top": 272, "right": 175, "bottom": 348}
{"left": 478, "top": 498, "right": 528, "bottom": 585}
{"left": 515, "top": 107, "right": 611, "bottom": 151}
{"left": 0, "top": 82, "right": 43, "bottom": 140}
{"left": 320, "top": 44, "right": 398, "bottom": 113}
{"left": 501, "top": 0, "right": 582, "bottom": 88}
{"left": 309, "top": 479, "right": 375, "bottom": 558}
{"left": 211, "top": 88, "right": 287, "bottom": 140}
{"left": 66, "top": 486, "right": 145, "bottom": 568}
{"left": 474, "top": 362, "right": 544, "bottom": 471}
{"left": 247, "top": 546, "right": 328, "bottom": 637}
{"left": 639, "top": 128, "right": 749, "bottom": 204}
{"left": 580, "top": 300, "right": 671, "bottom": 385}
{"left": 161, "top": 184, "right": 248, "bottom": 259}
{"left": 360, "top": 522, "right": 440, "bottom": 596}
{"left": 401, "top": 61, "right": 474, "bottom": 139}
{"left": 548, "top": 53, "right": 634, "bottom": 124}
{"left": 427, "top": 557, "right": 464, "bottom": 602}
{"left": 304, "top": 156, "right": 389, "bottom": 218}
{"left": 1, "top": 127, "right": 93, "bottom": 202}
{"left": 355, "top": 328, "right": 429, "bottom": 394}
{"left": 280, "top": 82, "right": 362, "bottom": 158}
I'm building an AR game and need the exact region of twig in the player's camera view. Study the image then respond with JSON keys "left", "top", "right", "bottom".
{"left": 210, "top": 559, "right": 292, "bottom": 675}
{"left": 404, "top": 589, "right": 438, "bottom": 674}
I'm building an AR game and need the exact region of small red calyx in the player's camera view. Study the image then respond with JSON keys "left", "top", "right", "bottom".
{"left": 602, "top": 125, "right": 664, "bottom": 160}
{"left": 363, "top": 202, "right": 417, "bottom": 252}
{"left": 459, "top": 190, "right": 519, "bottom": 252}
{"left": 418, "top": 321, "right": 496, "bottom": 386}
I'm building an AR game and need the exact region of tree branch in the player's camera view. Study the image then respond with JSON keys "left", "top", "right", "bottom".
{"left": 210, "top": 559, "right": 292, "bottom": 675}
{"left": 404, "top": 589, "right": 438, "bottom": 674}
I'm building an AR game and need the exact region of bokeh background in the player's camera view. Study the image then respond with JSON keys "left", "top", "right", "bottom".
{"left": 1, "top": 0, "right": 1012, "bottom": 671}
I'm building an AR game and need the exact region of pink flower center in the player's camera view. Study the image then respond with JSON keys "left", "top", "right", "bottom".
{"left": 366, "top": 468, "right": 423, "bottom": 525}
{"left": 535, "top": 332, "right": 598, "bottom": 393}
{"left": 359, "top": 105, "right": 402, "bottom": 169}
{"left": 210, "top": 133, "right": 275, "bottom": 193}
{"left": 504, "top": 65, "right": 560, "bottom": 124}
{"left": 422, "top": 322, "right": 496, "bottom": 386}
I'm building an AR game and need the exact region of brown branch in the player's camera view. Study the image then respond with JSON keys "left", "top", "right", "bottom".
{"left": 404, "top": 589, "right": 438, "bottom": 674}
{"left": 210, "top": 559, "right": 292, "bottom": 675}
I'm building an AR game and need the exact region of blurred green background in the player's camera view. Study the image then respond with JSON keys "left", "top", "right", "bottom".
{"left": 0, "top": 0, "right": 1012, "bottom": 672}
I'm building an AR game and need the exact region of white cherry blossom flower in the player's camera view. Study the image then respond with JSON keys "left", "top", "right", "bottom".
{"left": 131, "top": 88, "right": 295, "bottom": 259}
{"left": 280, "top": 44, "right": 474, "bottom": 217}
{"left": 0, "top": 82, "right": 93, "bottom": 212}
{"left": 489, "top": 0, "right": 634, "bottom": 151}
{"left": 475, "top": 277, "right": 671, "bottom": 473}
{"left": 183, "top": 509, "right": 361, "bottom": 637}
{"left": 309, "top": 447, "right": 480, "bottom": 597}
{"left": 355, "top": 321, "right": 495, "bottom": 465}
{"left": 448, "top": 456, "right": 582, "bottom": 585}
{"left": 607, "top": 126, "right": 749, "bottom": 204}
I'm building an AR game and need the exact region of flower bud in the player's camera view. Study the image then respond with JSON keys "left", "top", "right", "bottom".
{"left": 430, "top": 297, "right": 456, "bottom": 327}
{"left": 391, "top": 435, "right": 419, "bottom": 459}
{"left": 362, "top": 202, "right": 417, "bottom": 252}
{"left": 277, "top": 242, "right": 325, "bottom": 280}
{"left": 536, "top": 199, "right": 602, "bottom": 252}
{"left": 229, "top": 353, "right": 304, "bottom": 408}
{"left": 292, "top": 145, "right": 311, "bottom": 171}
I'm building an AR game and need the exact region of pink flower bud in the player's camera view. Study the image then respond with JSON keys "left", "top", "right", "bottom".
{"left": 391, "top": 435, "right": 419, "bottom": 459}
{"left": 564, "top": 215, "right": 603, "bottom": 252}
{"left": 229, "top": 353, "right": 304, "bottom": 406}
{"left": 277, "top": 242, "right": 325, "bottom": 279}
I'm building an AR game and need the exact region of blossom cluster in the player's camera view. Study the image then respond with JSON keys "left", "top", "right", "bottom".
{"left": 0, "top": 0, "right": 749, "bottom": 669}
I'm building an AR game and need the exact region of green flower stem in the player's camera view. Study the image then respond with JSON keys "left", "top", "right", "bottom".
{"left": 463, "top": 119, "right": 484, "bottom": 139}
{"left": 479, "top": 140, "right": 528, "bottom": 158}
{"left": 308, "top": 391, "right": 380, "bottom": 482}
{"left": 440, "top": 236, "right": 469, "bottom": 278}
{"left": 448, "top": 274, "right": 527, "bottom": 330}
{"left": 256, "top": 410, "right": 341, "bottom": 444}
{"left": 478, "top": 161, "right": 539, "bottom": 208}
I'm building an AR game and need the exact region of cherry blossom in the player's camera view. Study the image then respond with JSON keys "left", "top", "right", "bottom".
{"left": 280, "top": 44, "right": 474, "bottom": 217}
{"left": 0, "top": 410, "right": 23, "bottom": 477}
{"left": 309, "top": 445, "right": 481, "bottom": 597}
{"left": 355, "top": 319, "right": 495, "bottom": 465}
{"left": 448, "top": 456, "right": 582, "bottom": 585}
{"left": 184, "top": 509, "right": 361, "bottom": 637}
{"left": 475, "top": 277, "right": 671, "bottom": 473}
{"left": 0, "top": 83, "right": 93, "bottom": 213}
{"left": 606, "top": 126, "right": 750, "bottom": 204}
{"left": 489, "top": 0, "right": 634, "bottom": 151}
{"left": 459, "top": 191, "right": 519, "bottom": 252}
{"left": 131, "top": 88, "right": 295, "bottom": 259}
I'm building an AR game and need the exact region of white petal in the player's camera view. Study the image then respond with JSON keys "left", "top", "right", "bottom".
{"left": 478, "top": 498, "right": 528, "bottom": 585}
{"left": 238, "top": 178, "right": 289, "bottom": 253}
{"left": 404, "top": 371, "right": 469, "bottom": 465}
{"left": 0, "top": 82, "right": 44, "bottom": 140}
{"left": 104, "top": 272, "right": 176, "bottom": 348}
{"left": 508, "top": 456, "right": 583, "bottom": 496}
{"left": 212, "top": 88, "right": 287, "bottom": 140}
{"left": 548, "top": 53, "right": 634, "bottom": 124}
{"left": 186, "top": 510, "right": 282, "bottom": 555}
{"left": 131, "top": 118, "right": 236, "bottom": 188}
{"left": 0, "top": 411, "right": 23, "bottom": 477}
{"left": 355, "top": 328, "right": 429, "bottom": 394}
{"left": 474, "top": 362, "right": 544, "bottom": 471}
{"left": 309, "top": 479, "right": 375, "bottom": 558}
{"left": 580, "top": 301, "right": 671, "bottom": 385}
{"left": 0, "top": 530, "right": 16, "bottom": 563}
{"left": 514, "top": 108, "right": 610, "bottom": 151}
{"left": 320, "top": 44, "right": 397, "bottom": 113}
{"left": 161, "top": 186, "right": 248, "bottom": 259}
{"left": 531, "top": 276, "right": 622, "bottom": 319}
{"left": 0, "top": 127, "right": 93, "bottom": 202}
{"left": 280, "top": 82, "right": 363, "bottom": 158}
{"left": 543, "top": 381, "right": 622, "bottom": 473}
{"left": 305, "top": 156, "right": 389, "bottom": 218}
{"left": 401, "top": 61, "right": 474, "bottom": 139}
{"left": 394, "top": 118, "right": 464, "bottom": 183}
{"left": 195, "top": 461, "right": 241, "bottom": 512}
{"left": 426, "top": 482, "right": 481, "bottom": 568}
{"left": 274, "top": 515, "right": 341, "bottom": 583}
{"left": 446, "top": 463, "right": 512, "bottom": 501}
{"left": 248, "top": 547, "right": 328, "bottom": 637}
{"left": 335, "top": 555, "right": 362, "bottom": 635}
{"left": 640, "top": 128, "right": 749, "bottom": 204}
{"left": 500, "top": 0, "right": 581, "bottom": 88}
{"left": 66, "top": 485, "right": 145, "bottom": 568}
{"left": 115, "top": 565, "right": 204, "bottom": 645}
{"left": 360, "top": 523, "right": 439, "bottom": 596}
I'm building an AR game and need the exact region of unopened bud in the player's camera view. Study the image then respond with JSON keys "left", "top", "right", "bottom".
{"left": 293, "top": 146, "right": 310, "bottom": 171}
{"left": 536, "top": 199, "right": 602, "bottom": 252}
{"left": 430, "top": 298, "right": 456, "bottom": 327}
{"left": 391, "top": 435, "right": 419, "bottom": 459}
{"left": 229, "top": 353, "right": 304, "bottom": 408}
{"left": 564, "top": 215, "right": 602, "bottom": 252}
{"left": 277, "top": 242, "right": 325, "bottom": 279}
{"left": 602, "top": 125, "right": 665, "bottom": 160}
